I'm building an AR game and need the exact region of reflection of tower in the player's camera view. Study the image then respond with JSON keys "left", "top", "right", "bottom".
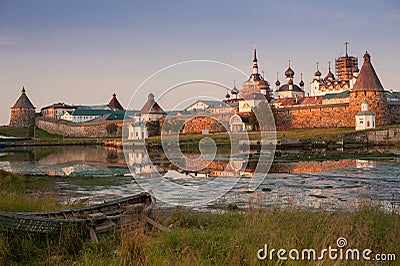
{"left": 229, "top": 158, "right": 245, "bottom": 173}
{"left": 128, "top": 148, "right": 166, "bottom": 177}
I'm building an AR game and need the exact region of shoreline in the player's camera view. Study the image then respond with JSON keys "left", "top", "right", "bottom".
{"left": 1, "top": 125, "right": 400, "bottom": 151}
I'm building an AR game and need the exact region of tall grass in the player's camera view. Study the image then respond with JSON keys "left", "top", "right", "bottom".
{"left": 0, "top": 170, "right": 64, "bottom": 212}
{"left": 0, "top": 204, "right": 398, "bottom": 265}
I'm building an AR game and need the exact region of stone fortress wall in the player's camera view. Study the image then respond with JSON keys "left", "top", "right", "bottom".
{"left": 36, "top": 117, "right": 124, "bottom": 137}
{"left": 274, "top": 104, "right": 353, "bottom": 129}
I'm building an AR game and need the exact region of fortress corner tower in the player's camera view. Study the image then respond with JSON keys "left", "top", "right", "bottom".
{"left": 349, "top": 52, "right": 390, "bottom": 126}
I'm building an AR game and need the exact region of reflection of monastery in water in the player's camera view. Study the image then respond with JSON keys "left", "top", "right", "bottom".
{"left": 125, "top": 148, "right": 167, "bottom": 178}
{"left": 0, "top": 145, "right": 381, "bottom": 179}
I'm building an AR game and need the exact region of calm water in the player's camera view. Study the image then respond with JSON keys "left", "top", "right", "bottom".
{"left": 1, "top": 145, "right": 399, "bottom": 211}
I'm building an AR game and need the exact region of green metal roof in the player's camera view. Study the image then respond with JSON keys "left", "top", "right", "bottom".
{"left": 386, "top": 91, "right": 400, "bottom": 99}
{"left": 65, "top": 109, "right": 142, "bottom": 121}
{"left": 67, "top": 109, "right": 110, "bottom": 116}
{"left": 356, "top": 110, "right": 375, "bottom": 116}
{"left": 322, "top": 90, "right": 350, "bottom": 100}
{"left": 105, "top": 110, "right": 126, "bottom": 120}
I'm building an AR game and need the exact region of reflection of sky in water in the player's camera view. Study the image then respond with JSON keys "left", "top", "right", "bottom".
{"left": 0, "top": 146, "right": 399, "bottom": 211}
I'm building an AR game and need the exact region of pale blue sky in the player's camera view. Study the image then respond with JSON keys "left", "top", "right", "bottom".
{"left": 1, "top": 0, "right": 399, "bottom": 124}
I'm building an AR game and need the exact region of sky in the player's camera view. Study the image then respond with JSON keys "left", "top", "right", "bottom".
{"left": 1, "top": 0, "right": 400, "bottom": 125}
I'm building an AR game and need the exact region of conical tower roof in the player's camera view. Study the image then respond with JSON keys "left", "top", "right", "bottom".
{"left": 140, "top": 93, "right": 166, "bottom": 115}
{"left": 108, "top": 93, "right": 124, "bottom": 110}
{"left": 352, "top": 52, "right": 384, "bottom": 91}
{"left": 11, "top": 87, "right": 35, "bottom": 109}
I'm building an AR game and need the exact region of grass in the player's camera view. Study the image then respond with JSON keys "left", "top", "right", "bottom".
{"left": 0, "top": 169, "right": 78, "bottom": 212}
{"left": 34, "top": 127, "right": 63, "bottom": 139}
{"left": 276, "top": 127, "right": 356, "bottom": 141}
{"left": 0, "top": 126, "right": 30, "bottom": 137}
{"left": 0, "top": 205, "right": 398, "bottom": 265}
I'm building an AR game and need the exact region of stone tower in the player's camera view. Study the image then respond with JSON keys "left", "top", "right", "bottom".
{"left": 349, "top": 52, "right": 390, "bottom": 126}
{"left": 10, "top": 87, "right": 36, "bottom": 127}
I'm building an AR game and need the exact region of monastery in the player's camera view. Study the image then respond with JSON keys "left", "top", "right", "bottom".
{"left": 9, "top": 46, "right": 400, "bottom": 138}
{"left": 154, "top": 46, "right": 400, "bottom": 136}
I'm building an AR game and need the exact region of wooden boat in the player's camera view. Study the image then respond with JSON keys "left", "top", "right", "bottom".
{"left": 0, "top": 192, "right": 154, "bottom": 239}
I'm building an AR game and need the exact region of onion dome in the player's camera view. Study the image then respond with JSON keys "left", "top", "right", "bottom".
{"left": 314, "top": 62, "right": 321, "bottom": 77}
{"left": 285, "top": 60, "right": 295, "bottom": 78}
{"left": 225, "top": 88, "right": 231, "bottom": 99}
{"left": 326, "top": 71, "right": 335, "bottom": 80}
{"left": 299, "top": 73, "right": 304, "bottom": 87}
{"left": 231, "top": 81, "right": 239, "bottom": 95}
{"left": 275, "top": 72, "right": 280, "bottom": 86}
{"left": 285, "top": 67, "right": 294, "bottom": 78}
{"left": 324, "top": 61, "right": 335, "bottom": 82}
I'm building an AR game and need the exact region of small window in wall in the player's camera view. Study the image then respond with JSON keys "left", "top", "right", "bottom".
{"left": 360, "top": 121, "right": 363, "bottom": 124}
{"left": 367, "top": 121, "right": 370, "bottom": 127}
{"left": 364, "top": 91, "right": 366, "bottom": 96}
